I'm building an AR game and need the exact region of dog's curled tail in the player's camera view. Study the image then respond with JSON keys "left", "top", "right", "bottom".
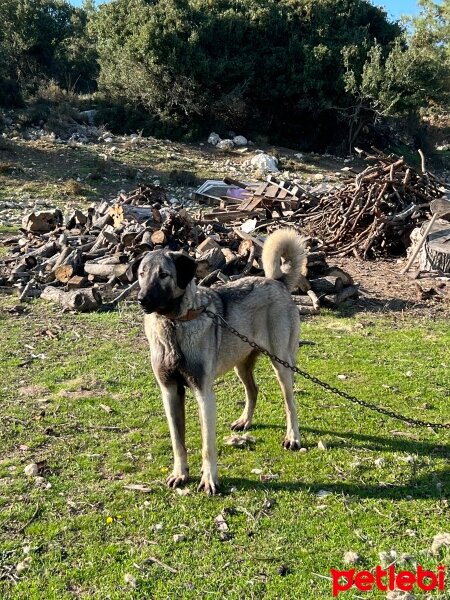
{"left": 262, "top": 228, "right": 307, "bottom": 292}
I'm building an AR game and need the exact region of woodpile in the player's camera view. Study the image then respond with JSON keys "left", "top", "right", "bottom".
{"left": 195, "top": 150, "right": 448, "bottom": 261}
{"left": 292, "top": 149, "right": 447, "bottom": 258}
{"left": 0, "top": 183, "right": 357, "bottom": 313}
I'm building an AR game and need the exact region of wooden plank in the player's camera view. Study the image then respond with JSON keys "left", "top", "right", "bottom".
{"left": 239, "top": 196, "right": 262, "bottom": 211}
{"left": 198, "top": 210, "right": 261, "bottom": 223}
{"left": 265, "top": 185, "right": 279, "bottom": 199}
{"left": 254, "top": 183, "right": 268, "bottom": 196}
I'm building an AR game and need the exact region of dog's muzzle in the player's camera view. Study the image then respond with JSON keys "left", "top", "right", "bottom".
{"left": 137, "top": 293, "right": 157, "bottom": 313}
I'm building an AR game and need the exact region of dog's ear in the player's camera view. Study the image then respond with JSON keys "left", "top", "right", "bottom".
{"left": 125, "top": 253, "right": 146, "bottom": 282}
{"left": 169, "top": 251, "right": 197, "bottom": 289}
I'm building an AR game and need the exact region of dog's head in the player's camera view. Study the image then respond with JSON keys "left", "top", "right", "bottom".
{"left": 135, "top": 249, "right": 197, "bottom": 315}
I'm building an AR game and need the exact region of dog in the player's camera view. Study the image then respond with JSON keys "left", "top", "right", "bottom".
{"left": 137, "top": 229, "right": 307, "bottom": 494}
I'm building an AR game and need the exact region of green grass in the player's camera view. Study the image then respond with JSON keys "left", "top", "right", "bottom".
{"left": 1, "top": 299, "right": 449, "bottom": 599}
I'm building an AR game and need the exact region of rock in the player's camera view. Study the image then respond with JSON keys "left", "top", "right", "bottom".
{"left": 24, "top": 463, "right": 39, "bottom": 476}
{"left": 431, "top": 532, "right": 450, "bottom": 555}
{"left": 173, "top": 533, "right": 187, "bottom": 542}
{"left": 124, "top": 573, "right": 137, "bottom": 587}
{"left": 250, "top": 153, "right": 279, "bottom": 172}
{"left": 343, "top": 551, "right": 360, "bottom": 564}
{"left": 16, "top": 557, "right": 32, "bottom": 574}
{"left": 216, "top": 139, "right": 234, "bottom": 151}
{"left": 79, "top": 110, "right": 97, "bottom": 125}
{"left": 208, "top": 132, "right": 221, "bottom": 145}
{"left": 233, "top": 135, "right": 247, "bottom": 146}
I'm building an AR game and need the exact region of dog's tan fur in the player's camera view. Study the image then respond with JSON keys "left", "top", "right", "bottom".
{"left": 138, "top": 229, "right": 307, "bottom": 494}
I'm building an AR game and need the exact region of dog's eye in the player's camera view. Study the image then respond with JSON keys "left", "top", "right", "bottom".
{"left": 159, "top": 272, "right": 169, "bottom": 279}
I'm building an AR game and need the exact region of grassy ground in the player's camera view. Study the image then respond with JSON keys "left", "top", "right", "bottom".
{"left": 1, "top": 297, "right": 449, "bottom": 599}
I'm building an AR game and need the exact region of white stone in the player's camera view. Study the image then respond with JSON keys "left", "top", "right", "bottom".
{"left": 208, "top": 132, "right": 221, "bottom": 145}
{"left": 24, "top": 463, "right": 38, "bottom": 476}
{"left": 233, "top": 135, "right": 247, "bottom": 146}
{"left": 250, "top": 153, "right": 279, "bottom": 172}
{"left": 216, "top": 139, "right": 234, "bottom": 151}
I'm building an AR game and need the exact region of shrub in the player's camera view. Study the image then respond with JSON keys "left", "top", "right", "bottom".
{"left": 90, "top": 0, "right": 402, "bottom": 147}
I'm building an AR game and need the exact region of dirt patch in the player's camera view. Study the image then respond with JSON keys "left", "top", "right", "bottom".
{"left": 18, "top": 384, "right": 50, "bottom": 397}
{"left": 333, "top": 256, "right": 450, "bottom": 316}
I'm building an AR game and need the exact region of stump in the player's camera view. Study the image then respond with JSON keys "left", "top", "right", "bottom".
{"left": 419, "top": 219, "right": 450, "bottom": 273}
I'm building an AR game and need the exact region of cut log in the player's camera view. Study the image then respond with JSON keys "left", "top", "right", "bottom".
{"left": 53, "top": 249, "right": 83, "bottom": 283}
{"left": 323, "top": 285, "right": 359, "bottom": 307}
{"left": 84, "top": 262, "right": 130, "bottom": 280}
{"left": 22, "top": 210, "right": 63, "bottom": 233}
{"left": 109, "top": 203, "right": 154, "bottom": 227}
{"left": 67, "top": 275, "right": 88, "bottom": 289}
{"left": 325, "top": 267, "right": 354, "bottom": 286}
{"left": 419, "top": 220, "right": 450, "bottom": 273}
{"left": 26, "top": 241, "right": 57, "bottom": 259}
{"left": 41, "top": 286, "right": 102, "bottom": 311}
{"left": 196, "top": 237, "right": 221, "bottom": 254}
{"left": 84, "top": 263, "right": 115, "bottom": 278}
{"left": 310, "top": 276, "right": 344, "bottom": 295}
{"left": 92, "top": 212, "right": 114, "bottom": 229}
{"left": 150, "top": 230, "right": 167, "bottom": 245}
{"left": 102, "top": 225, "right": 120, "bottom": 245}
{"left": 196, "top": 247, "right": 226, "bottom": 278}
{"left": 238, "top": 239, "right": 254, "bottom": 256}
{"left": 291, "top": 294, "right": 314, "bottom": 306}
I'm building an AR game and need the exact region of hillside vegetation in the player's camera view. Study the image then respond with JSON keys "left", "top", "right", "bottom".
{"left": 0, "top": 0, "right": 449, "bottom": 151}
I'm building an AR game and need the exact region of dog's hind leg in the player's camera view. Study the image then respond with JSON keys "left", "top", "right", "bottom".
{"left": 193, "top": 382, "right": 219, "bottom": 495}
{"left": 271, "top": 360, "right": 301, "bottom": 451}
{"left": 231, "top": 351, "right": 259, "bottom": 431}
{"left": 161, "top": 382, "right": 189, "bottom": 488}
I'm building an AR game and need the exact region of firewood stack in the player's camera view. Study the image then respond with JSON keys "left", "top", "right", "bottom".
{"left": 0, "top": 184, "right": 356, "bottom": 313}
{"left": 296, "top": 150, "right": 446, "bottom": 258}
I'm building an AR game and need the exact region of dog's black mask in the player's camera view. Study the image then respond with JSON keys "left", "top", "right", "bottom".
{"left": 137, "top": 250, "right": 197, "bottom": 315}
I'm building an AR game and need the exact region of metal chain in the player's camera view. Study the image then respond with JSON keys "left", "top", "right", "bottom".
{"left": 205, "top": 310, "right": 450, "bottom": 430}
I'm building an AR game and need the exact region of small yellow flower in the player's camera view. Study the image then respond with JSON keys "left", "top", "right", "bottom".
{"left": 160, "top": 467, "right": 169, "bottom": 473}
{"left": 106, "top": 516, "right": 113, "bottom": 524}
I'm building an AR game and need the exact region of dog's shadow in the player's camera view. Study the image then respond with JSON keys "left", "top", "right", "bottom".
{"left": 219, "top": 426, "right": 450, "bottom": 500}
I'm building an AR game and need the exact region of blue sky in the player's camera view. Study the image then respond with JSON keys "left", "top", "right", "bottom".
{"left": 69, "top": 0, "right": 422, "bottom": 21}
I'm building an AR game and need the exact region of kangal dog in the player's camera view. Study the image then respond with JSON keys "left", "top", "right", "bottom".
{"left": 137, "top": 229, "right": 307, "bottom": 494}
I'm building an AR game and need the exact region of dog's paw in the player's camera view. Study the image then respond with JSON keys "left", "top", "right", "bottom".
{"left": 167, "top": 469, "right": 189, "bottom": 488}
{"left": 230, "top": 416, "right": 252, "bottom": 431}
{"left": 197, "top": 473, "right": 219, "bottom": 495}
{"left": 283, "top": 436, "right": 301, "bottom": 451}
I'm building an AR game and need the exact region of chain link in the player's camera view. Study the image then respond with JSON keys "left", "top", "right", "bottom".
{"left": 205, "top": 310, "right": 450, "bottom": 431}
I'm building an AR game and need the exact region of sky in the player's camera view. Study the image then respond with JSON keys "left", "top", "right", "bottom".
{"left": 69, "top": 0, "right": 423, "bottom": 22}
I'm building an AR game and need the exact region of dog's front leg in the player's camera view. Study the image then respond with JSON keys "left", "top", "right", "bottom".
{"left": 193, "top": 383, "right": 219, "bottom": 495}
{"left": 161, "top": 383, "right": 189, "bottom": 488}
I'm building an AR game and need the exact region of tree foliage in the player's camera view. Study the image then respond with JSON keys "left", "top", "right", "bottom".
{"left": 1, "top": 0, "right": 448, "bottom": 149}
{"left": 90, "top": 0, "right": 402, "bottom": 146}
{"left": 0, "top": 0, "right": 97, "bottom": 106}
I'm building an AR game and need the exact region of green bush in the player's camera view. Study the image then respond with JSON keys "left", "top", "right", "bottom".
{"left": 90, "top": 0, "right": 402, "bottom": 147}
{"left": 0, "top": 0, "right": 98, "bottom": 107}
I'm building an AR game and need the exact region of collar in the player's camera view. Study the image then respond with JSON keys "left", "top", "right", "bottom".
{"left": 170, "top": 306, "right": 206, "bottom": 322}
